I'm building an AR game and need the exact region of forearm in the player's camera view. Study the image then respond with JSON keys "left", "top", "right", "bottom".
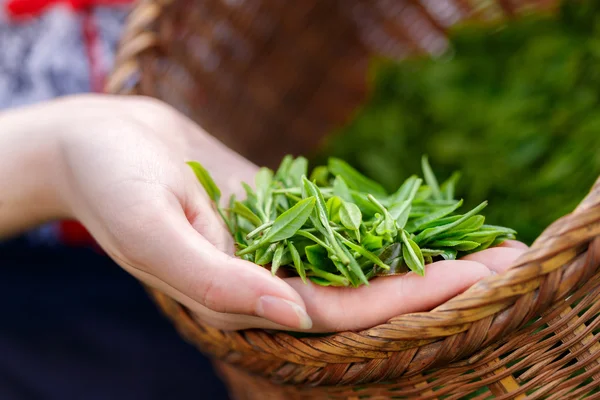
{"left": 0, "top": 102, "right": 66, "bottom": 238}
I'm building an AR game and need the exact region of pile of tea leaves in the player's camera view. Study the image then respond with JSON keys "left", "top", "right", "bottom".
{"left": 188, "top": 156, "right": 516, "bottom": 287}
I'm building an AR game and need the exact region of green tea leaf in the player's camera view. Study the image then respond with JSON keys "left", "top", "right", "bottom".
{"left": 419, "top": 248, "right": 458, "bottom": 260}
{"left": 388, "top": 200, "right": 412, "bottom": 229}
{"left": 246, "top": 221, "right": 273, "bottom": 240}
{"left": 328, "top": 158, "right": 387, "bottom": 196}
{"left": 454, "top": 215, "right": 485, "bottom": 231}
{"left": 255, "top": 243, "right": 277, "bottom": 265}
{"left": 339, "top": 201, "right": 362, "bottom": 231}
{"left": 271, "top": 243, "right": 286, "bottom": 275}
{"left": 481, "top": 224, "right": 518, "bottom": 236}
{"left": 288, "top": 157, "right": 308, "bottom": 186}
{"left": 389, "top": 176, "right": 418, "bottom": 204}
{"left": 237, "top": 197, "right": 316, "bottom": 255}
{"left": 305, "top": 244, "right": 333, "bottom": 270}
{"left": 308, "top": 276, "right": 335, "bottom": 286}
{"left": 416, "top": 215, "right": 462, "bottom": 231}
{"left": 310, "top": 166, "right": 330, "bottom": 186}
{"left": 334, "top": 231, "right": 389, "bottom": 270}
{"left": 275, "top": 155, "right": 293, "bottom": 182}
{"left": 389, "top": 176, "right": 422, "bottom": 205}
{"left": 440, "top": 249, "right": 458, "bottom": 260}
{"left": 326, "top": 196, "right": 343, "bottom": 221}
{"left": 401, "top": 230, "right": 425, "bottom": 275}
{"left": 368, "top": 194, "right": 398, "bottom": 240}
{"left": 303, "top": 177, "right": 350, "bottom": 264}
{"left": 429, "top": 240, "right": 481, "bottom": 251}
{"left": 441, "top": 171, "right": 461, "bottom": 201}
{"left": 255, "top": 167, "right": 273, "bottom": 206}
{"left": 414, "top": 201, "right": 488, "bottom": 244}
{"left": 421, "top": 155, "right": 441, "bottom": 200}
{"left": 361, "top": 233, "right": 384, "bottom": 251}
{"left": 295, "top": 230, "right": 334, "bottom": 252}
{"left": 232, "top": 201, "right": 263, "bottom": 227}
{"left": 336, "top": 240, "right": 369, "bottom": 286}
{"left": 265, "top": 197, "right": 316, "bottom": 243}
{"left": 350, "top": 191, "right": 381, "bottom": 217}
{"left": 405, "top": 199, "right": 464, "bottom": 233}
{"left": 332, "top": 175, "right": 353, "bottom": 202}
{"left": 288, "top": 242, "right": 307, "bottom": 284}
{"left": 460, "top": 230, "right": 500, "bottom": 243}
{"left": 187, "top": 161, "right": 221, "bottom": 203}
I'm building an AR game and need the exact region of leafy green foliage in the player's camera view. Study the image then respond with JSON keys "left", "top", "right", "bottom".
{"left": 318, "top": 0, "right": 600, "bottom": 244}
{"left": 189, "top": 155, "right": 515, "bottom": 287}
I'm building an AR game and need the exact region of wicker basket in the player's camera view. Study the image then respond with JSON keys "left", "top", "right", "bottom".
{"left": 107, "top": 1, "right": 600, "bottom": 398}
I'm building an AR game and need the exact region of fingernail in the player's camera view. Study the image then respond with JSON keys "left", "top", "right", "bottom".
{"left": 256, "top": 296, "right": 313, "bottom": 330}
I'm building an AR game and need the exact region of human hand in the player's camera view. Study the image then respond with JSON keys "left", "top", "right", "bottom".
{"left": 24, "top": 94, "right": 312, "bottom": 331}
{"left": 2, "top": 94, "right": 528, "bottom": 333}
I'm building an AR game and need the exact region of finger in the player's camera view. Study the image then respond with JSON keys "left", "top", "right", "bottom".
{"left": 497, "top": 239, "right": 529, "bottom": 250}
{"left": 114, "top": 194, "right": 312, "bottom": 331}
{"left": 286, "top": 260, "right": 491, "bottom": 332}
{"left": 460, "top": 246, "right": 526, "bottom": 274}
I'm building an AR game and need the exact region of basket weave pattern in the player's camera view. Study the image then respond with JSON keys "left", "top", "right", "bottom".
{"left": 107, "top": 1, "right": 600, "bottom": 398}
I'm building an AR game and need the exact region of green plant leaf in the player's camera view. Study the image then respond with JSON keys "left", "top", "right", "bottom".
{"left": 454, "top": 215, "right": 485, "bottom": 231}
{"left": 255, "top": 243, "right": 277, "bottom": 265}
{"left": 310, "top": 166, "right": 330, "bottom": 186}
{"left": 255, "top": 167, "right": 273, "bottom": 207}
{"left": 334, "top": 231, "right": 389, "bottom": 270}
{"left": 326, "top": 196, "right": 343, "bottom": 221}
{"left": 441, "top": 171, "right": 461, "bottom": 201}
{"left": 187, "top": 161, "right": 221, "bottom": 203}
{"left": 328, "top": 158, "right": 387, "bottom": 196}
{"left": 332, "top": 175, "right": 353, "bottom": 202}
{"left": 421, "top": 155, "right": 442, "bottom": 200}
{"left": 264, "top": 197, "right": 316, "bottom": 243}
{"left": 305, "top": 244, "right": 333, "bottom": 271}
{"left": 303, "top": 177, "right": 350, "bottom": 264}
{"left": 339, "top": 201, "right": 362, "bottom": 231}
{"left": 405, "top": 199, "right": 464, "bottom": 233}
{"left": 288, "top": 157, "right": 308, "bottom": 186}
{"left": 367, "top": 194, "right": 398, "bottom": 240}
{"left": 460, "top": 230, "right": 500, "bottom": 243}
{"left": 429, "top": 240, "right": 481, "bottom": 251}
{"left": 237, "top": 197, "right": 316, "bottom": 255}
{"left": 401, "top": 230, "right": 425, "bottom": 275}
{"left": 308, "top": 276, "right": 335, "bottom": 286}
{"left": 388, "top": 200, "right": 412, "bottom": 229}
{"left": 231, "top": 201, "right": 263, "bottom": 227}
{"left": 361, "top": 233, "right": 383, "bottom": 251}
{"left": 288, "top": 242, "right": 307, "bottom": 284}
{"left": 414, "top": 201, "right": 488, "bottom": 244}
{"left": 336, "top": 240, "right": 369, "bottom": 286}
{"left": 271, "top": 243, "right": 286, "bottom": 275}
{"left": 275, "top": 155, "right": 293, "bottom": 182}
{"left": 416, "top": 215, "right": 462, "bottom": 231}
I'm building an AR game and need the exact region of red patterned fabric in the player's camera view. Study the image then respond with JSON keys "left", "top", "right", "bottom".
{"left": 6, "top": 0, "right": 131, "bottom": 18}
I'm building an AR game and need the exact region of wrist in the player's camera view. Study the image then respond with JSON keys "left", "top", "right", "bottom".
{"left": 0, "top": 98, "right": 72, "bottom": 237}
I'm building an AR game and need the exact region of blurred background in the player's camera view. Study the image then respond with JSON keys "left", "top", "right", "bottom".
{"left": 317, "top": 0, "right": 600, "bottom": 244}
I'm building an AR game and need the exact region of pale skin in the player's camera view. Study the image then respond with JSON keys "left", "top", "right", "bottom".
{"left": 0, "top": 94, "right": 528, "bottom": 333}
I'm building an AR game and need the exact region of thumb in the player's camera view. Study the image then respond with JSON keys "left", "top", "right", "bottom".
{"left": 114, "top": 198, "right": 313, "bottom": 331}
